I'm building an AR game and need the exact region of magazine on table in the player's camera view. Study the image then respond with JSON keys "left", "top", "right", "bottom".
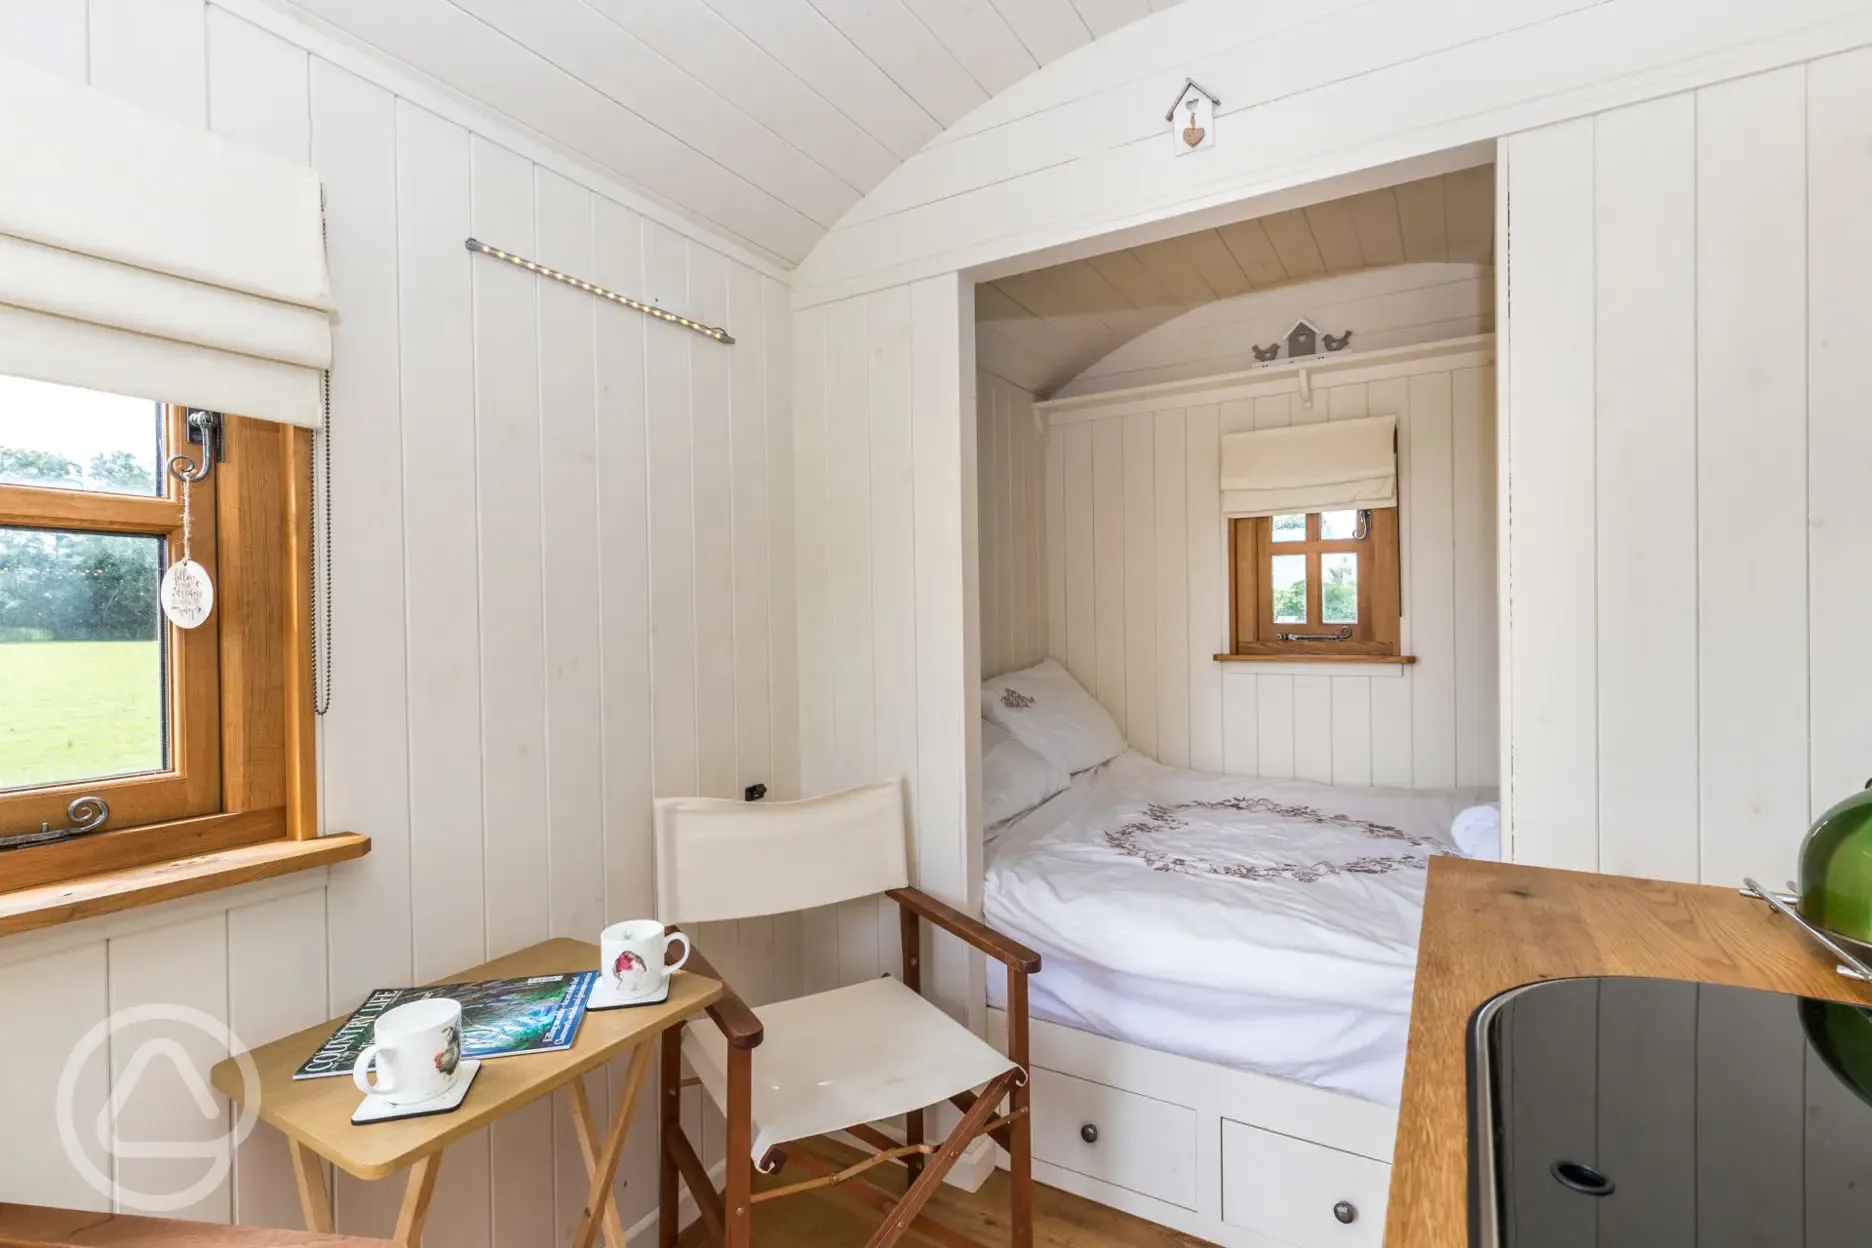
{"left": 293, "top": 971, "right": 598, "bottom": 1080}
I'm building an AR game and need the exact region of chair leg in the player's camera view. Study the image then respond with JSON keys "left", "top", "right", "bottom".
{"left": 659, "top": 1026, "right": 683, "bottom": 1248}
{"left": 903, "top": 1107, "right": 925, "bottom": 1191}
{"left": 1007, "top": 971, "right": 1033, "bottom": 1248}
{"left": 725, "top": 1043, "right": 753, "bottom": 1248}
{"left": 862, "top": 1069, "right": 1016, "bottom": 1248}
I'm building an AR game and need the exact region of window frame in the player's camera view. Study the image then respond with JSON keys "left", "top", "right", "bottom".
{"left": 0, "top": 408, "right": 337, "bottom": 913}
{"left": 0, "top": 403, "right": 222, "bottom": 835}
{"left": 1228, "top": 507, "right": 1402, "bottom": 659}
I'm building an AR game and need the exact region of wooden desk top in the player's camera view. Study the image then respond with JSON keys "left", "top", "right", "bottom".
{"left": 1387, "top": 857, "right": 1872, "bottom": 1247}
{"left": 209, "top": 937, "right": 719, "bottom": 1180}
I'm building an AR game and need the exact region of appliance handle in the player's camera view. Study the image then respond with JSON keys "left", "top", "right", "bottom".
{"left": 1742, "top": 877, "right": 1872, "bottom": 983}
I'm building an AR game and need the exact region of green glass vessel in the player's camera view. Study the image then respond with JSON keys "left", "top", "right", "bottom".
{"left": 1798, "top": 780, "right": 1872, "bottom": 951}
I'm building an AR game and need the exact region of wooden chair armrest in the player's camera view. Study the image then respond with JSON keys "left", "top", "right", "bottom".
{"left": 887, "top": 887, "right": 1041, "bottom": 974}
{"left": 667, "top": 925, "right": 764, "bottom": 1050}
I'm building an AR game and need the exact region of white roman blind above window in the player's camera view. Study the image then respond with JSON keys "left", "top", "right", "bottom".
{"left": 1219, "top": 414, "right": 1397, "bottom": 517}
{"left": 0, "top": 56, "right": 332, "bottom": 427}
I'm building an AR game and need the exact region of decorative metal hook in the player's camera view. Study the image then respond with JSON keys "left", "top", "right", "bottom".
{"left": 1352, "top": 508, "right": 1371, "bottom": 540}
{"left": 0, "top": 795, "right": 110, "bottom": 851}
{"left": 167, "top": 409, "right": 224, "bottom": 484}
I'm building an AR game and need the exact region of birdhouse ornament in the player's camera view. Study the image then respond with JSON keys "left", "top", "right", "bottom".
{"left": 1167, "top": 79, "right": 1218, "bottom": 155}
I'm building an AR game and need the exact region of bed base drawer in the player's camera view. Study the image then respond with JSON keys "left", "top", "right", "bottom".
{"left": 1222, "top": 1118, "right": 1390, "bottom": 1247}
{"left": 1028, "top": 1066, "right": 1198, "bottom": 1210}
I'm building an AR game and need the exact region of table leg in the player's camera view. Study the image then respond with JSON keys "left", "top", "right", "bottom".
{"left": 570, "top": 1040, "right": 656, "bottom": 1248}
{"left": 392, "top": 1154, "right": 442, "bottom": 1246}
{"left": 288, "top": 1139, "right": 334, "bottom": 1234}
{"left": 569, "top": 1077, "right": 632, "bottom": 1248}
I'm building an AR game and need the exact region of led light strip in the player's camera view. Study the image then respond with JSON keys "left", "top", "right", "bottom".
{"left": 464, "top": 238, "right": 734, "bottom": 344}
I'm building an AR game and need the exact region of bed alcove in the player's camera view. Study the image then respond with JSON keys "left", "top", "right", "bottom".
{"left": 960, "top": 179, "right": 1501, "bottom": 1243}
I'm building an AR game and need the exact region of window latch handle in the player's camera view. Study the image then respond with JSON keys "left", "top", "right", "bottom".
{"left": 0, "top": 796, "right": 109, "bottom": 852}
{"left": 1273, "top": 627, "right": 1354, "bottom": 642}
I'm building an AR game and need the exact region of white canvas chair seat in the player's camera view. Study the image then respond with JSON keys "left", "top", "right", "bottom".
{"left": 682, "top": 977, "right": 1017, "bottom": 1162}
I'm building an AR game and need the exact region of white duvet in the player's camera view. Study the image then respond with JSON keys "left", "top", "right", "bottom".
{"left": 984, "top": 750, "right": 1492, "bottom": 1103}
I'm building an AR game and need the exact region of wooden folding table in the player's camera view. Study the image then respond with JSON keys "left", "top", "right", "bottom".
{"left": 210, "top": 938, "right": 719, "bottom": 1248}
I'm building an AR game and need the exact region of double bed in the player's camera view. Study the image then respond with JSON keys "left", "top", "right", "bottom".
{"left": 985, "top": 750, "right": 1493, "bottom": 1107}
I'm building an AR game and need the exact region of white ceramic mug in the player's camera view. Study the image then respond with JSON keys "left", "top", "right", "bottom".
{"left": 352, "top": 997, "right": 465, "bottom": 1106}
{"left": 601, "top": 920, "right": 691, "bottom": 1002}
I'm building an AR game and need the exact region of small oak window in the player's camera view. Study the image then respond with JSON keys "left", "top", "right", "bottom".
{"left": 1228, "top": 508, "right": 1401, "bottom": 658}
{"left": 0, "top": 375, "right": 354, "bottom": 927}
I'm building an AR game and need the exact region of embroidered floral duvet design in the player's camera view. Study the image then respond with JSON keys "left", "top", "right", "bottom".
{"left": 1104, "top": 796, "right": 1444, "bottom": 882}
{"left": 1000, "top": 688, "right": 1035, "bottom": 709}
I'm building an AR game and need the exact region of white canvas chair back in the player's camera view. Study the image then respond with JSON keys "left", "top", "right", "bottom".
{"left": 653, "top": 778, "right": 909, "bottom": 924}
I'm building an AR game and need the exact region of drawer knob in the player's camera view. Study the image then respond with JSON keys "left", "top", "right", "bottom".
{"left": 1333, "top": 1201, "right": 1358, "bottom": 1225}
{"left": 1079, "top": 1123, "right": 1099, "bottom": 1144}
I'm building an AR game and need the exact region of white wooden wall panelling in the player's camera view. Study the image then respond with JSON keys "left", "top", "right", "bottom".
{"left": 534, "top": 168, "right": 612, "bottom": 1238}
{"left": 0, "top": 942, "right": 112, "bottom": 1209}
{"left": 469, "top": 134, "right": 558, "bottom": 1248}
{"left": 1122, "top": 413, "right": 1159, "bottom": 759}
{"left": 1367, "top": 376, "right": 1414, "bottom": 788}
{"left": 1152, "top": 412, "right": 1191, "bottom": 768}
{"left": 1046, "top": 421, "right": 1069, "bottom": 668}
{"left": 1592, "top": 95, "right": 1699, "bottom": 881}
{"left": 1184, "top": 405, "right": 1224, "bottom": 772}
{"left": 980, "top": 377, "right": 1004, "bottom": 680}
{"left": 797, "top": 0, "right": 1872, "bottom": 303}
{"left": 1407, "top": 373, "right": 1457, "bottom": 789}
{"left": 108, "top": 914, "right": 232, "bottom": 1223}
{"left": 1451, "top": 366, "right": 1499, "bottom": 789}
{"left": 87, "top": 0, "right": 206, "bottom": 126}
{"left": 312, "top": 59, "right": 416, "bottom": 1022}
{"left": 869, "top": 285, "right": 918, "bottom": 984}
{"left": 904, "top": 0, "right": 1034, "bottom": 97}
{"left": 1062, "top": 423, "right": 1097, "bottom": 691}
{"left": 1504, "top": 119, "right": 1598, "bottom": 872}
{"left": 1074, "top": 0, "right": 1153, "bottom": 39}
{"left": 910, "top": 274, "right": 985, "bottom": 1028}
{"left": 691, "top": 245, "right": 738, "bottom": 804}
{"left": 0, "top": 0, "right": 86, "bottom": 76}
{"left": 645, "top": 222, "right": 700, "bottom": 802}
{"left": 207, "top": 10, "right": 310, "bottom": 165}
{"left": 1091, "top": 418, "right": 1127, "bottom": 727}
{"left": 1806, "top": 48, "right": 1872, "bottom": 816}
{"left": 1695, "top": 68, "right": 1809, "bottom": 888}
{"left": 1025, "top": 355, "right": 1497, "bottom": 793}
{"left": 228, "top": 891, "right": 332, "bottom": 1230}
{"left": 371, "top": 98, "right": 493, "bottom": 1245}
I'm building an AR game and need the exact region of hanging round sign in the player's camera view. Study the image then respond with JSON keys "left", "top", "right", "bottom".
{"left": 160, "top": 558, "right": 215, "bottom": 629}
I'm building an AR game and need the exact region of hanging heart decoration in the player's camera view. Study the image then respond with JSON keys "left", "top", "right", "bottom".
{"left": 1184, "top": 120, "right": 1206, "bottom": 147}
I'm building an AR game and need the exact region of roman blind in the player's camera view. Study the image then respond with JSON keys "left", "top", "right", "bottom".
{"left": 1219, "top": 414, "right": 1397, "bottom": 517}
{"left": 0, "top": 56, "right": 332, "bottom": 427}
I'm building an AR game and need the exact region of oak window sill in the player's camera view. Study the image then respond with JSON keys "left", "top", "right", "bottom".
{"left": 0, "top": 833, "right": 370, "bottom": 939}
{"left": 1213, "top": 653, "right": 1418, "bottom": 677}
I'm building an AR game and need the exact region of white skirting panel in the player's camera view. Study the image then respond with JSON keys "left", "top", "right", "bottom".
{"left": 977, "top": 370, "right": 1049, "bottom": 678}
{"left": 0, "top": 4, "right": 802, "bottom": 1241}
{"left": 1043, "top": 353, "right": 1499, "bottom": 788}
{"left": 1502, "top": 46, "right": 1872, "bottom": 885}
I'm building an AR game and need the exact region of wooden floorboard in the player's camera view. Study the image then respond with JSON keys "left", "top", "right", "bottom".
{"left": 679, "top": 1136, "right": 1213, "bottom": 1247}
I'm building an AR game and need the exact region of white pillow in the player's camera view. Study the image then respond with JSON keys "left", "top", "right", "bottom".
{"left": 1451, "top": 803, "right": 1501, "bottom": 861}
{"left": 980, "top": 719, "right": 1071, "bottom": 829}
{"left": 981, "top": 659, "right": 1126, "bottom": 775}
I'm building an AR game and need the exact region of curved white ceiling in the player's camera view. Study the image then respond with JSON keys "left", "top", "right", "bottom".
{"left": 977, "top": 166, "right": 1496, "bottom": 397}
{"left": 255, "top": 0, "right": 1190, "bottom": 266}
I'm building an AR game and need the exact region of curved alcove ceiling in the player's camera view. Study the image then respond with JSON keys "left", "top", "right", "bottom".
{"left": 977, "top": 168, "right": 1495, "bottom": 398}
{"left": 1051, "top": 261, "right": 1494, "bottom": 399}
{"left": 251, "top": 0, "right": 1194, "bottom": 268}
